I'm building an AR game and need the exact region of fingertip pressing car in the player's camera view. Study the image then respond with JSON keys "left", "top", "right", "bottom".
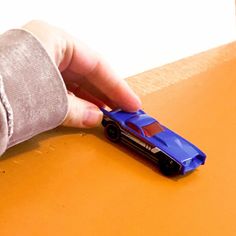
{"left": 101, "top": 108, "right": 206, "bottom": 176}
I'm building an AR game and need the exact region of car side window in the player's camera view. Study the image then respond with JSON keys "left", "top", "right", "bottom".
{"left": 126, "top": 122, "right": 142, "bottom": 135}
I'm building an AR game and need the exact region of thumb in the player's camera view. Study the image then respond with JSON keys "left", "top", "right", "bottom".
{"left": 62, "top": 93, "right": 103, "bottom": 128}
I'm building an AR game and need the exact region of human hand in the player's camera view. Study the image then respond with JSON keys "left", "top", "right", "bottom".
{"left": 22, "top": 20, "right": 141, "bottom": 128}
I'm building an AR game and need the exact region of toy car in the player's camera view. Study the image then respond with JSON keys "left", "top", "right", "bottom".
{"left": 101, "top": 108, "right": 206, "bottom": 176}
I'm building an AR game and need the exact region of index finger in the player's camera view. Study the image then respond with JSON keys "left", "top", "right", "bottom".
{"left": 66, "top": 41, "right": 142, "bottom": 112}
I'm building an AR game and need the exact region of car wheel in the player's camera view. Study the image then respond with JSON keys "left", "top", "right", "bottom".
{"left": 105, "top": 123, "right": 121, "bottom": 142}
{"left": 159, "top": 157, "right": 179, "bottom": 176}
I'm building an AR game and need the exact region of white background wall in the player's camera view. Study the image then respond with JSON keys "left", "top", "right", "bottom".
{"left": 1, "top": 0, "right": 236, "bottom": 77}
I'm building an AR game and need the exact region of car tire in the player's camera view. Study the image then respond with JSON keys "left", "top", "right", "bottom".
{"left": 105, "top": 123, "right": 121, "bottom": 142}
{"left": 159, "top": 157, "right": 179, "bottom": 176}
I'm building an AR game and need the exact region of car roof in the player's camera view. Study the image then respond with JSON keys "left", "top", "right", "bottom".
{"left": 126, "top": 114, "right": 156, "bottom": 128}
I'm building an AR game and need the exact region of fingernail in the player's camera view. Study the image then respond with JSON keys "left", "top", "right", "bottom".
{"left": 128, "top": 94, "right": 142, "bottom": 112}
{"left": 135, "top": 94, "right": 142, "bottom": 108}
{"left": 83, "top": 107, "right": 103, "bottom": 128}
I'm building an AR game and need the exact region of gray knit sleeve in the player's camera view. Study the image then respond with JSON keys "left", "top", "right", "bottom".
{"left": 0, "top": 29, "right": 68, "bottom": 155}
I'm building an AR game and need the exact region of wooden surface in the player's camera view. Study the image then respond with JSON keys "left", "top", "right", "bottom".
{"left": 0, "top": 42, "right": 236, "bottom": 236}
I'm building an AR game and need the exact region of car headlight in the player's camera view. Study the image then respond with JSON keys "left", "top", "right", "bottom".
{"left": 183, "top": 159, "right": 192, "bottom": 166}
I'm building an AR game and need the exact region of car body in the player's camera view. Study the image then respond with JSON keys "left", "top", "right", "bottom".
{"left": 101, "top": 108, "right": 206, "bottom": 175}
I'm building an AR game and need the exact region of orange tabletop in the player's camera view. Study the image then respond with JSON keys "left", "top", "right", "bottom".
{"left": 0, "top": 42, "right": 236, "bottom": 236}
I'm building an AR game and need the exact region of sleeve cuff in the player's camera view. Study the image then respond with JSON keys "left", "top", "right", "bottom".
{"left": 0, "top": 101, "right": 8, "bottom": 155}
{"left": 0, "top": 29, "right": 68, "bottom": 151}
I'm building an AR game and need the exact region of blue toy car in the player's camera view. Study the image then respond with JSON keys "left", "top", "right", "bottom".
{"left": 101, "top": 108, "right": 206, "bottom": 176}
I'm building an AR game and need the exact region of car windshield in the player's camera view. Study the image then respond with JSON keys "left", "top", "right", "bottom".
{"left": 142, "top": 121, "right": 164, "bottom": 137}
